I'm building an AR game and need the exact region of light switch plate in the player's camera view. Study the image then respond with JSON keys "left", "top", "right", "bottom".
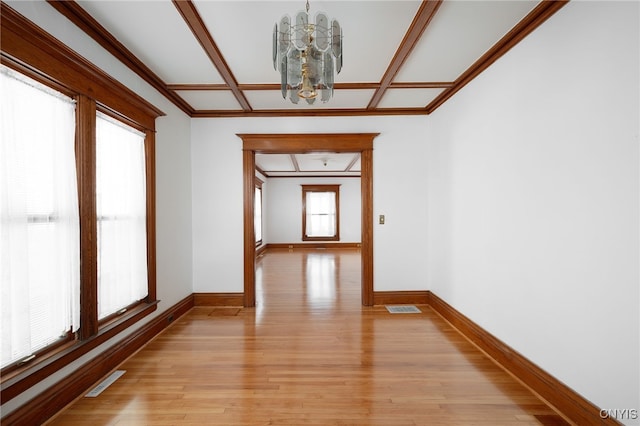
{"left": 379, "top": 214, "right": 385, "bottom": 224}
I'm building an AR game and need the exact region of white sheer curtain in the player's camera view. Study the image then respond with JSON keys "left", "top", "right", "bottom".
{"left": 305, "top": 191, "right": 336, "bottom": 237}
{"left": 0, "top": 66, "right": 80, "bottom": 368}
{"left": 96, "top": 112, "right": 148, "bottom": 319}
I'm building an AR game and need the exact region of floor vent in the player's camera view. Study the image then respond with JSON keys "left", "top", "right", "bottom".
{"left": 386, "top": 305, "right": 421, "bottom": 314}
{"left": 85, "top": 370, "right": 126, "bottom": 397}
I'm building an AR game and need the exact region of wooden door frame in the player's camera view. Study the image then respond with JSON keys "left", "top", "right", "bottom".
{"left": 238, "top": 133, "right": 378, "bottom": 307}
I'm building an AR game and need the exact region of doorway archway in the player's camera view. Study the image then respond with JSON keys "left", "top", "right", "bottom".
{"left": 238, "top": 133, "right": 378, "bottom": 307}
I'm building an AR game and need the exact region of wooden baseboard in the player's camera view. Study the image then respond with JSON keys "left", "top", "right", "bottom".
{"left": 426, "top": 291, "right": 619, "bottom": 426}
{"left": 256, "top": 244, "right": 267, "bottom": 256}
{"left": 1, "top": 295, "right": 195, "bottom": 426}
{"left": 193, "top": 292, "right": 244, "bottom": 306}
{"left": 373, "top": 291, "right": 429, "bottom": 306}
{"left": 266, "top": 242, "right": 361, "bottom": 249}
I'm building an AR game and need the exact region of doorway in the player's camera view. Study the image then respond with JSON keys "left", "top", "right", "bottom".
{"left": 239, "top": 133, "right": 378, "bottom": 307}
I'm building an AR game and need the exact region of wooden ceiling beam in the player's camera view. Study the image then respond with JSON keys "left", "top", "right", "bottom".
{"left": 172, "top": 0, "right": 252, "bottom": 111}
{"left": 366, "top": 0, "right": 443, "bottom": 110}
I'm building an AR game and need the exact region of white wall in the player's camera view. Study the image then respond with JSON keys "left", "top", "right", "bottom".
{"left": 191, "top": 115, "right": 429, "bottom": 293}
{"left": 2, "top": 1, "right": 194, "bottom": 416}
{"left": 426, "top": 1, "right": 639, "bottom": 421}
{"left": 266, "top": 177, "right": 361, "bottom": 244}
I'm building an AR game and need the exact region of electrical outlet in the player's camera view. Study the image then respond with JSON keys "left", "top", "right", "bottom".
{"left": 379, "top": 214, "right": 385, "bottom": 224}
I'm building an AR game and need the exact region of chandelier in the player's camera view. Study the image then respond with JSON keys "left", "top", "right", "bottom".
{"left": 273, "top": 0, "right": 343, "bottom": 104}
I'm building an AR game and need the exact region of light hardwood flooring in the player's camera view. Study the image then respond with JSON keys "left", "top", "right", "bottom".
{"left": 47, "top": 248, "right": 568, "bottom": 425}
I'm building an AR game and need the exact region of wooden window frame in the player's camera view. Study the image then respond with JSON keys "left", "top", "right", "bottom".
{"left": 0, "top": 5, "right": 164, "bottom": 403}
{"left": 301, "top": 184, "right": 341, "bottom": 242}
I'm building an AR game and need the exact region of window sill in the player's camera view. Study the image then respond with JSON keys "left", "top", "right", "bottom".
{"left": 0, "top": 300, "right": 158, "bottom": 404}
{"left": 302, "top": 237, "right": 340, "bottom": 242}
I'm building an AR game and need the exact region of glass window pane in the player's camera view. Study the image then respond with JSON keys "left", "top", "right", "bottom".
{"left": 96, "top": 113, "right": 148, "bottom": 319}
{"left": 255, "top": 186, "right": 262, "bottom": 243}
{"left": 0, "top": 66, "right": 79, "bottom": 368}
{"left": 305, "top": 191, "right": 336, "bottom": 237}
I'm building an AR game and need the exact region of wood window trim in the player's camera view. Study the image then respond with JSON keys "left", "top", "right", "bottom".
{"left": 301, "top": 184, "right": 341, "bottom": 242}
{"left": 0, "top": 4, "right": 162, "bottom": 403}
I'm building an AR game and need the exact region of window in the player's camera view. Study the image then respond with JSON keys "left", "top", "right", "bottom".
{"left": 0, "top": 59, "right": 157, "bottom": 385}
{"left": 96, "top": 113, "right": 148, "bottom": 319}
{"left": 1, "top": 66, "right": 80, "bottom": 368}
{"left": 254, "top": 178, "right": 263, "bottom": 246}
{"left": 302, "top": 185, "right": 340, "bottom": 241}
{"left": 1, "top": 6, "right": 161, "bottom": 403}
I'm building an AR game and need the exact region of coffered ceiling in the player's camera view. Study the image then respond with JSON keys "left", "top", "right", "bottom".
{"left": 39, "top": 0, "right": 567, "bottom": 118}
{"left": 256, "top": 152, "right": 361, "bottom": 177}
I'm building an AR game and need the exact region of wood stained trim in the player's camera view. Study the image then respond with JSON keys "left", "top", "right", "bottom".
{"left": 266, "top": 243, "right": 361, "bottom": 250}
{"left": 373, "top": 291, "right": 429, "bottom": 306}
{"left": 360, "top": 149, "right": 374, "bottom": 306}
{"left": 76, "top": 95, "right": 98, "bottom": 340}
{"left": 145, "top": 130, "right": 158, "bottom": 302}
{"left": 426, "top": 291, "right": 619, "bottom": 426}
{"left": 243, "top": 149, "right": 256, "bottom": 307}
{"left": 238, "top": 133, "right": 378, "bottom": 153}
{"left": 192, "top": 108, "right": 430, "bottom": 118}
{"left": 193, "top": 293, "right": 244, "bottom": 307}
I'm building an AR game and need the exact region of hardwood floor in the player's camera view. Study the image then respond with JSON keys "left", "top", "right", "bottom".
{"left": 46, "top": 248, "right": 568, "bottom": 425}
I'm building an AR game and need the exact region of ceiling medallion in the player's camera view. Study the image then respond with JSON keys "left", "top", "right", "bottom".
{"left": 273, "top": 0, "right": 343, "bottom": 104}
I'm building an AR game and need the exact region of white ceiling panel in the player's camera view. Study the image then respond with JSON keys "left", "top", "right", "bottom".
{"left": 256, "top": 152, "right": 361, "bottom": 176}
{"left": 305, "top": 0, "right": 422, "bottom": 84}
{"left": 246, "top": 89, "right": 377, "bottom": 110}
{"left": 351, "top": 155, "right": 361, "bottom": 172}
{"left": 176, "top": 90, "right": 243, "bottom": 110}
{"left": 77, "top": 0, "right": 225, "bottom": 84}
{"left": 256, "top": 154, "right": 296, "bottom": 172}
{"left": 395, "top": 0, "right": 538, "bottom": 82}
{"left": 377, "top": 88, "right": 446, "bottom": 108}
{"left": 297, "top": 153, "right": 356, "bottom": 172}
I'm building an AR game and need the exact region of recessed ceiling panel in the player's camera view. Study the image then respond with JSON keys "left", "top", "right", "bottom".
{"left": 351, "top": 155, "right": 361, "bottom": 172}
{"left": 378, "top": 88, "right": 446, "bottom": 109}
{"left": 194, "top": 0, "right": 421, "bottom": 84}
{"left": 396, "top": 0, "right": 538, "bottom": 82}
{"left": 297, "top": 153, "right": 356, "bottom": 172}
{"left": 246, "top": 89, "right": 376, "bottom": 110}
{"left": 77, "top": 0, "right": 225, "bottom": 84}
{"left": 176, "top": 90, "right": 243, "bottom": 110}
{"left": 256, "top": 154, "right": 296, "bottom": 172}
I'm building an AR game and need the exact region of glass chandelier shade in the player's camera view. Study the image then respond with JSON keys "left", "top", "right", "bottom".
{"left": 273, "top": 0, "right": 343, "bottom": 104}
